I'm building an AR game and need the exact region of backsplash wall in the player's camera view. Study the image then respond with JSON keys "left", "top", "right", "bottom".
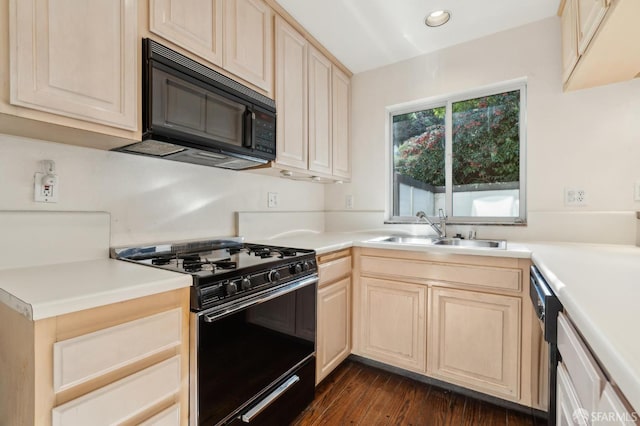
{"left": 326, "top": 17, "right": 640, "bottom": 243}
{"left": 0, "top": 134, "right": 325, "bottom": 246}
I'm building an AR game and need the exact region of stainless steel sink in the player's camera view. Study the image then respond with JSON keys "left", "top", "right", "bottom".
{"left": 432, "top": 238, "right": 506, "bottom": 249}
{"left": 376, "top": 236, "right": 437, "bottom": 245}
{"left": 370, "top": 236, "right": 506, "bottom": 249}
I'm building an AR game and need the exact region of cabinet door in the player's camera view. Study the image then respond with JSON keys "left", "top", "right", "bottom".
{"left": 331, "top": 66, "right": 351, "bottom": 180}
{"left": 429, "top": 287, "right": 521, "bottom": 400}
{"left": 317, "top": 277, "right": 351, "bottom": 384}
{"left": 9, "top": 0, "right": 137, "bottom": 130}
{"left": 577, "top": 0, "right": 608, "bottom": 54}
{"left": 274, "top": 16, "right": 308, "bottom": 170}
{"left": 222, "top": 0, "right": 273, "bottom": 93}
{"left": 360, "top": 277, "right": 426, "bottom": 373}
{"left": 150, "top": 0, "right": 223, "bottom": 67}
{"left": 560, "top": 0, "right": 580, "bottom": 83}
{"left": 308, "top": 46, "right": 333, "bottom": 176}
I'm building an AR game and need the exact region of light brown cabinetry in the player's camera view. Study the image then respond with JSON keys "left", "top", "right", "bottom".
{"left": 558, "top": 0, "right": 640, "bottom": 91}
{"left": 359, "top": 276, "right": 427, "bottom": 373}
{"left": 316, "top": 250, "right": 352, "bottom": 383}
{"left": 308, "top": 45, "right": 333, "bottom": 175}
{"left": 429, "top": 287, "right": 521, "bottom": 400}
{"left": 331, "top": 66, "right": 351, "bottom": 180}
{"left": 150, "top": 0, "right": 224, "bottom": 67}
{"left": 223, "top": 0, "right": 273, "bottom": 93}
{"left": 353, "top": 247, "right": 539, "bottom": 407}
{"left": 149, "top": 0, "right": 273, "bottom": 94}
{"left": 2, "top": 0, "right": 138, "bottom": 141}
{"left": 274, "top": 15, "right": 308, "bottom": 170}
{"left": 0, "top": 288, "right": 190, "bottom": 426}
{"left": 265, "top": 16, "right": 351, "bottom": 182}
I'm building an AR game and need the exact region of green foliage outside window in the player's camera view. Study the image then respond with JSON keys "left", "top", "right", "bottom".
{"left": 393, "top": 91, "right": 520, "bottom": 187}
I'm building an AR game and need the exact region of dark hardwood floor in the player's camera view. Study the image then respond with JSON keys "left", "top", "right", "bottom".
{"left": 292, "top": 360, "right": 543, "bottom": 426}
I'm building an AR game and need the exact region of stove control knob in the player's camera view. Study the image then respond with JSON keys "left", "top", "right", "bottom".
{"left": 225, "top": 281, "right": 238, "bottom": 296}
{"left": 292, "top": 263, "right": 303, "bottom": 274}
{"left": 268, "top": 269, "right": 281, "bottom": 283}
{"left": 241, "top": 277, "right": 252, "bottom": 290}
{"left": 302, "top": 261, "right": 310, "bottom": 271}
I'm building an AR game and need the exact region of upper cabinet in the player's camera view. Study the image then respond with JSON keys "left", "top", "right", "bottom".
{"left": 268, "top": 16, "right": 352, "bottom": 183}
{"left": 150, "top": 0, "right": 224, "bottom": 67}
{"left": 4, "top": 0, "right": 138, "bottom": 141}
{"left": 559, "top": 0, "right": 640, "bottom": 91}
{"left": 2, "top": 0, "right": 350, "bottom": 156}
{"left": 274, "top": 15, "right": 308, "bottom": 170}
{"left": 223, "top": 0, "right": 273, "bottom": 93}
{"left": 331, "top": 66, "right": 351, "bottom": 180}
{"left": 149, "top": 0, "right": 273, "bottom": 94}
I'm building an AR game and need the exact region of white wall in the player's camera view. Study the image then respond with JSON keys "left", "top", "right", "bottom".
{"left": 326, "top": 17, "right": 640, "bottom": 242}
{"left": 0, "top": 134, "right": 324, "bottom": 246}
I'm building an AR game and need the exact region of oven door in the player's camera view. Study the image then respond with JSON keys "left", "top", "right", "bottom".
{"left": 191, "top": 276, "right": 317, "bottom": 426}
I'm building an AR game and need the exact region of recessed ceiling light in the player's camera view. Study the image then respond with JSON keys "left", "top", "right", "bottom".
{"left": 425, "top": 10, "right": 451, "bottom": 27}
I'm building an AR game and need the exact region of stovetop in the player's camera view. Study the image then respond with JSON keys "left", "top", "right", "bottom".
{"left": 112, "top": 238, "right": 317, "bottom": 311}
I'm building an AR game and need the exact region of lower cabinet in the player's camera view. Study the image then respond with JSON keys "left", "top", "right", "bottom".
{"left": 359, "top": 277, "right": 426, "bottom": 373}
{"left": 352, "top": 247, "right": 538, "bottom": 408}
{"left": 428, "top": 287, "right": 521, "bottom": 400}
{"left": 317, "top": 277, "right": 351, "bottom": 382}
{"left": 0, "top": 287, "right": 190, "bottom": 426}
{"left": 316, "top": 250, "right": 352, "bottom": 384}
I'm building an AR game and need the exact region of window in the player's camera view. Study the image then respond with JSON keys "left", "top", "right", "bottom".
{"left": 389, "top": 81, "right": 526, "bottom": 224}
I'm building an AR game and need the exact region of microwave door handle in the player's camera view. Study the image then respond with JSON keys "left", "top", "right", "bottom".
{"left": 243, "top": 108, "right": 255, "bottom": 149}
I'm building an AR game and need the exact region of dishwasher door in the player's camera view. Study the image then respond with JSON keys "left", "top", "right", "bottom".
{"left": 530, "top": 265, "right": 563, "bottom": 426}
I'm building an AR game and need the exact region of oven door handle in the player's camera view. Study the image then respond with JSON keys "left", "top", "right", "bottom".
{"left": 202, "top": 275, "right": 318, "bottom": 323}
{"left": 241, "top": 374, "right": 300, "bottom": 423}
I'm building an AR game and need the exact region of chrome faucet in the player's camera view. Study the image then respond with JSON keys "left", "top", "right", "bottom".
{"left": 416, "top": 209, "right": 447, "bottom": 238}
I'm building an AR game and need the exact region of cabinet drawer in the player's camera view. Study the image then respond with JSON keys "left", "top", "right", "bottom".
{"left": 557, "top": 313, "right": 606, "bottom": 414}
{"left": 53, "top": 308, "right": 182, "bottom": 392}
{"left": 360, "top": 256, "right": 520, "bottom": 291}
{"left": 139, "top": 403, "right": 181, "bottom": 426}
{"left": 319, "top": 256, "right": 351, "bottom": 286}
{"left": 52, "top": 356, "right": 181, "bottom": 426}
{"left": 557, "top": 362, "right": 585, "bottom": 426}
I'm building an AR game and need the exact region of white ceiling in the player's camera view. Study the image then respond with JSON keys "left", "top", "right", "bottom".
{"left": 276, "top": 0, "right": 559, "bottom": 74}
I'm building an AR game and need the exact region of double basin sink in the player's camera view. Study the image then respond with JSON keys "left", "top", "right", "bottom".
{"left": 369, "top": 235, "right": 507, "bottom": 250}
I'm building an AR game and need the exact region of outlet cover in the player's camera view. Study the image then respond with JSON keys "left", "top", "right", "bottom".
{"left": 564, "top": 188, "right": 586, "bottom": 206}
{"left": 345, "top": 195, "right": 354, "bottom": 209}
{"left": 34, "top": 172, "right": 59, "bottom": 203}
{"left": 267, "top": 192, "right": 278, "bottom": 208}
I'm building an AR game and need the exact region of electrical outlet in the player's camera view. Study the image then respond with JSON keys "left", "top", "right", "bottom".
{"left": 564, "top": 188, "right": 586, "bottom": 206}
{"left": 34, "top": 172, "right": 59, "bottom": 203}
{"left": 267, "top": 192, "right": 278, "bottom": 208}
{"left": 345, "top": 195, "right": 354, "bottom": 209}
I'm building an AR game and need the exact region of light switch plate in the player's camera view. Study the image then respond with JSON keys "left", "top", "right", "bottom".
{"left": 634, "top": 181, "right": 640, "bottom": 201}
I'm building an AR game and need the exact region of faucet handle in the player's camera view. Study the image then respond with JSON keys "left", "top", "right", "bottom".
{"left": 438, "top": 208, "right": 447, "bottom": 220}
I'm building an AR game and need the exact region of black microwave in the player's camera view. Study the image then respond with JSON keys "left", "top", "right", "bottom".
{"left": 116, "top": 39, "right": 276, "bottom": 170}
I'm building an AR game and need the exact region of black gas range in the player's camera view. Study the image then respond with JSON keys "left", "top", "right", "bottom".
{"left": 112, "top": 237, "right": 317, "bottom": 426}
{"left": 112, "top": 237, "right": 318, "bottom": 311}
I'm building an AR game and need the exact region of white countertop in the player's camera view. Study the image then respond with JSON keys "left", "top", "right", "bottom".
{"left": 252, "top": 231, "right": 533, "bottom": 258}
{"left": 529, "top": 242, "right": 640, "bottom": 414}
{"left": 0, "top": 259, "right": 191, "bottom": 320}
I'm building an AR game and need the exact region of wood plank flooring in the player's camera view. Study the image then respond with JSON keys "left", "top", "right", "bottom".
{"left": 292, "top": 360, "right": 543, "bottom": 426}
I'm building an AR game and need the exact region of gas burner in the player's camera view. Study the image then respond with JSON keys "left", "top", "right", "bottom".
{"left": 278, "top": 248, "right": 298, "bottom": 257}
{"left": 151, "top": 253, "right": 201, "bottom": 265}
{"left": 183, "top": 258, "right": 237, "bottom": 273}
{"left": 250, "top": 247, "right": 277, "bottom": 258}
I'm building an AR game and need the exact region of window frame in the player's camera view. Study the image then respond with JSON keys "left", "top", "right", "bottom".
{"left": 387, "top": 78, "right": 527, "bottom": 225}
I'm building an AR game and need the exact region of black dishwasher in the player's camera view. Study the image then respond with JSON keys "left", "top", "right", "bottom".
{"left": 530, "top": 265, "right": 563, "bottom": 426}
